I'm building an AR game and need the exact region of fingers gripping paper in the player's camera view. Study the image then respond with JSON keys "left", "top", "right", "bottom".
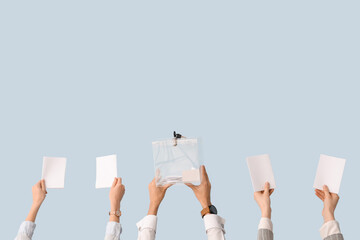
{"left": 96, "top": 154, "right": 117, "bottom": 188}
{"left": 152, "top": 138, "right": 202, "bottom": 186}
{"left": 42, "top": 157, "right": 67, "bottom": 189}
{"left": 246, "top": 154, "right": 276, "bottom": 192}
{"left": 313, "top": 154, "right": 346, "bottom": 194}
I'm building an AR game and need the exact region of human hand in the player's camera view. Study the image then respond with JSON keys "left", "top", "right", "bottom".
{"left": 26, "top": 180, "right": 47, "bottom": 222}
{"left": 254, "top": 182, "right": 274, "bottom": 219}
{"left": 315, "top": 185, "right": 339, "bottom": 223}
{"left": 147, "top": 178, "right": 172, "bottom": 215}
{"left": 32, "top": 179, "right": 47, "bottom": 208}
{"left": 109, "top": 177, "right": 125, "bottom": 211}
{"left": 185, "top": 165, "right": 212, "bottom": 209}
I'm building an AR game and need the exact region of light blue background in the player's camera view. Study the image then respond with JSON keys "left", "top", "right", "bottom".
{"left": 0, "top": 1, "right": 359, "bottom": 240}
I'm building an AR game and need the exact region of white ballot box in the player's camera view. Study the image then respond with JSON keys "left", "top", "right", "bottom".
{"left": 42, "top": 156, "right": 67, "bottom": 189}
{"left": 246, "top": 154, "right": 276, "bottom": 192}
{"left": 152, "top": 138, "right": 202, "bottom": 186}
{"left": 96, "top": 154, "right": 118, "bottom": 188}
{"left": 313, "top": 154, "right": 346, "bottom": 194}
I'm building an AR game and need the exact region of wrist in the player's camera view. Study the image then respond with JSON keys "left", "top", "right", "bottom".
{"left": 109, "top": 215, "right": 120, "bottom": 223}
{"left": 148, "top": 203, "right": 159, "bottom": 215}
{"left": 323, "top": 210, "right": 335, "bottom": 222}
{"left": 200, "top": 200, "right": 212, "bottom": 209}
{"left": 201, "top": 204, "right": 217, "bottom": 218}
{"left": 110, "top": 203, "right": 120, "bottom": 211}
{"left": 261, "top": 209, "right": 271, "bottom": 219}
{"left": 26, "top": 205, "right": 41, "bottom": 222}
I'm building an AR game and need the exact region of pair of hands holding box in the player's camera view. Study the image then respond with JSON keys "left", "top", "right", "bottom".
{"left": 108, "top": 165, "right": 214, "bottom": 221}
{"left": 27, "top": 165, "right": 339, "bottom": 225}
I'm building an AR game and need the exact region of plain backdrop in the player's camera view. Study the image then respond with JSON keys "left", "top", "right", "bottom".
{"left": 0, "top": 1, "right": 359, "bottom": 240}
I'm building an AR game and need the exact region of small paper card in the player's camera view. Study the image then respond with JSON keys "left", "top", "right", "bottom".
{"left": 96, "top": 154, "right": 117, "bottom": 188}
{"left": 246, "top": 154, "right": 276, "bottom": 192}
{"left": 182, "top": 169, "right": 201, "bottom": 182}
{"left": 313, "top": 154, "right": 346, "bottom": 194}
{"left": 42, "top": 157, "right": 67, "bottom": 189}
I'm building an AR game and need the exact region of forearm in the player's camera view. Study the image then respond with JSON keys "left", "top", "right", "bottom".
{"left": 261, "top": 207, "right": 271, "bottom": 219}
{"left": 258, "top": 201, "right": 271, "bottom": 219}
{"left": 147, "top": 203, "right": 159, "bottom": 216}
{"left": 323, "top": 209, "right": 335, "bottom": 223}
{"left": 109, "top": 215, "right": 120, "bottom": 223}
{"left": 25, "top": 204, "right": 41, "bottom": 222}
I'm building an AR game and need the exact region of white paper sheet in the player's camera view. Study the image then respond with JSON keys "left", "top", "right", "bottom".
{"left": 246, "top": 154, "right": 276, "bottom": 192}
{"left": 42, "top": 157, "right": 67, "bottom": 189}
{"left": 96, "top": 154, "right": 117, "bottom": 188}
{"left": 313, "top": 154, "right": 346, "bottom": 194}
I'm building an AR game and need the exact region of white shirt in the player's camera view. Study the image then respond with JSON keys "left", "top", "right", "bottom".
{"left": 14, "top": 221, "right": 123, "bottom": 240}
{"left": 14, "top": 217, "right": 341, "bottom": 240}
{"left": 136, "top": 214, "right": 226, "bottom": 240}
{"left": 319, "top": 220, "right": 342, "bottom": 239}
{"left": 258, "top": 217, "right": 273, "bottom": 231}
{"left": 14, "top": 221, "right": 36, "bottom": 240}
{"left": 104, "top": 222, "right": 122, "bottom": 240}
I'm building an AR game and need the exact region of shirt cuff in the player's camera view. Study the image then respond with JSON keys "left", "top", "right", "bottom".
{"left": 258, "top": 217, "right": 273, "bottom": 231}
{"left": 320, "top": 220, "right": 341, "bottom": 239}
{"left": 18, "top": 221, "right": 36, "bottom": 238}
{"left": 203, "top": 214, "right": 226, "bottom": 233}
{"left": 136, "top": 215, "right": 158, "bottom": 232}
{"left": 106, "top": 221, "right": 122, "bottom": 236}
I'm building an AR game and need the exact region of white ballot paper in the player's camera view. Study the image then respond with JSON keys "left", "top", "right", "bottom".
{"left": 313, "top": 154, "right": 346, "bottom": 194}
{"left": 42, "top": 157, "right": 67, "bottom": 189}
{"left": 96, "top": 154, "right": 117, "bottom": 188}
{"left": 246, "top": 154, "right": 276, "bottom": 192}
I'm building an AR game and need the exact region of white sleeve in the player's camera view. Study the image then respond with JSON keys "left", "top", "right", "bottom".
{"left": 14, "top": 221, "right": 36, "bottom": 240}
{"left": 320, "top": 220, "right": 341, "bottom": 239}
{"left": 203, "top": 214, "right": 226, "bottom": 240}
{"left": 104, "top": 221, "right": 122, "bottom": 240}
{"left": 136, "top": 215, "right": 158, "bottom": 240}
{"left": 258, "top": 217, "right": 273, "bottom": 231}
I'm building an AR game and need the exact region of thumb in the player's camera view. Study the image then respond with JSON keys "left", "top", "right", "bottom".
{"left": 323, "top": 185, "right": 331, "bottom": 197}
{"left": 185, "top": 183, "right": 195, "bottom": 190}
{"left": 117, "top": 177, "right": 122, "bottom": 185}
{"left": 264, "top": 182, "right": 270, "bottom": 195}
{"left": 41, "top": 179, "right": 47, "bottom": 194}
{"left": 111, "top": 178, "right": 118, "bottom": 188}
{"left": 163, "top": 183, "right": 173, "bottom": 190}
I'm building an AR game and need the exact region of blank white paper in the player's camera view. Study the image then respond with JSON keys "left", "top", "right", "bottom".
{"left": 96, "top": 154, "right": 117, "bottom": 188}
{"left": 42, "top": 157, "right": 67, "bottom": 189}
{"left": 246, "top": 154, "right": 276, "bottom": 192}
{"left": 313, "top": 154, "right": 346, "bottom": 194}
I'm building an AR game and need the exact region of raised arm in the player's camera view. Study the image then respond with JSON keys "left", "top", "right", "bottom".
{"left": 104, "top": 177, "right": 125, "bottom": 240}
{"left": 15, "top": 180, "right": 47, "bottom": 240}
{"left": 315, "top": 185, "right": 344, "bottom": 240}
{"left": 136, "top": 178, "right": 172, "bottom": 240}
{"left": 186, "top": 165, "right": 226, "bottom": 240}
{"left": 254, "top": 182, "right": 274, "bottom": 240}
